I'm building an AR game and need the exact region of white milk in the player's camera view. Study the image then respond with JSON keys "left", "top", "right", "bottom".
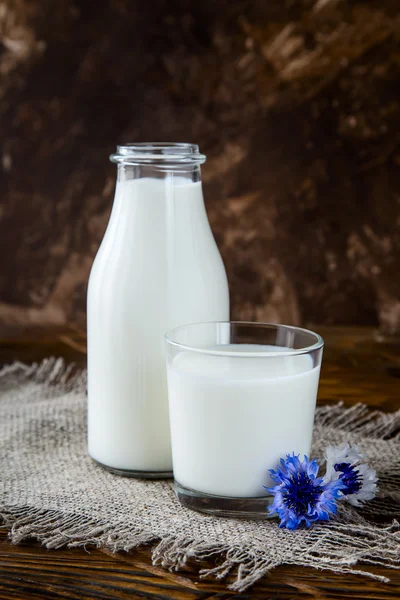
{"left": 87, "top": 177, "right": 229, "bottom": 473}
{"left": 167, "top": 345, "right": 320, "bottom": 497}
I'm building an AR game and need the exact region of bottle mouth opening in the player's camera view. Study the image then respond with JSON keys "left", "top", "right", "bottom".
{"left": 110, "top": 143, "right": 206, "bottom": 165}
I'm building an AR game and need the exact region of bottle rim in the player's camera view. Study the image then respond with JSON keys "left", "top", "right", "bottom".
{"left": 110, "top": 142, "right": 206, "bottom": 165}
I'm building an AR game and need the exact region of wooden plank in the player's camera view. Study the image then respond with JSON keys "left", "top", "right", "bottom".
{"left": 1, "top": 530, "right": 399, "bottom": 599}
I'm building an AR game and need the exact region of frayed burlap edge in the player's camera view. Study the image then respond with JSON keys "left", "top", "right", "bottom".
{"left": 1, "top": 358, "right": 399, "bottom": 592}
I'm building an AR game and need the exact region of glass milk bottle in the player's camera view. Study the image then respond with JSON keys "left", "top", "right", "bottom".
{"left": 87, "top": 143, "right": 229, "bottom": 477}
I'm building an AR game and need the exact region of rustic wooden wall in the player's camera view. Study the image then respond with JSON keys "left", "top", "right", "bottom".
{"left": 0, "top": 0, "right": 399, "bottom": 331}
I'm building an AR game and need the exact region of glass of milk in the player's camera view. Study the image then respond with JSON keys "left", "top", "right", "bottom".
{"left": 165, "top": 322, "right": 324, "bottom": 518}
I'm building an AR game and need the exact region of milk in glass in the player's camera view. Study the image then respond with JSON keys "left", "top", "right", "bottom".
{"left": 167, "top": 345, "right": 320, "bottom": 497}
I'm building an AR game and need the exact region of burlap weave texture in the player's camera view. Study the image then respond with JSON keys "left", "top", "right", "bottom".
{"left": 0, "top": 359, "right": 399, "bottom": 591}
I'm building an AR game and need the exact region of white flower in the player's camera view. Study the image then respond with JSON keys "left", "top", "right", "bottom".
{"left": 324, "top": 443, "right": 378, "bottom": 507}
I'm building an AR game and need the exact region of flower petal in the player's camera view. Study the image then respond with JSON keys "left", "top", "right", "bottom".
{"left": 267, "top": 453, "right": 342, "bottom": 529}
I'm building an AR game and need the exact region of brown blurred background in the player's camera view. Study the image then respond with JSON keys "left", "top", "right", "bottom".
{"left": 0, "top": 0, "right": 399, "bottom": 332}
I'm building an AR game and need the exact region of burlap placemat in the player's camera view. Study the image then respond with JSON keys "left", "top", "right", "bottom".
{"left": 0, "top": 359, "right": 399, "bottom": 592}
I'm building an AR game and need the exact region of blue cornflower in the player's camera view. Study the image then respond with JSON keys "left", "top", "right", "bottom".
{"left": 324, "top": 443, "right": 378, "bottom": 507}
{"left": 266, "top": 453, "right": 344, "bottom": 530}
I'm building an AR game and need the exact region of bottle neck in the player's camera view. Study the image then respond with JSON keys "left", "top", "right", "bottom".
{"left": 117, "top": 163, "right": 202, "bottom": 183}
{"left": 110, "top": 163, "right": 207, "bottom": 230}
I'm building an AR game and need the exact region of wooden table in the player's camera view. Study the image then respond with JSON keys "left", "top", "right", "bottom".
{"left": 0, "top": 326, "right": 399, "bottom": 599}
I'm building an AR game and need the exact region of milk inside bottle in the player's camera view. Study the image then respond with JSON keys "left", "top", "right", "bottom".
{"left": 87, "top": 144, "right": 229, "bottom": 476}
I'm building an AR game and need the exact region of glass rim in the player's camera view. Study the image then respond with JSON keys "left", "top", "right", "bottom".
{"left": 110, "top": 142, "right": 206, "bottom": 165}
{"left": 164, "top": 321, "right": 324, "bottom": 358}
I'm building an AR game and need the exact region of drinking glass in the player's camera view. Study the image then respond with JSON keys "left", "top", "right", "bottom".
{"left": 165, "top": 322, "right": 324, "bottom": 518}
